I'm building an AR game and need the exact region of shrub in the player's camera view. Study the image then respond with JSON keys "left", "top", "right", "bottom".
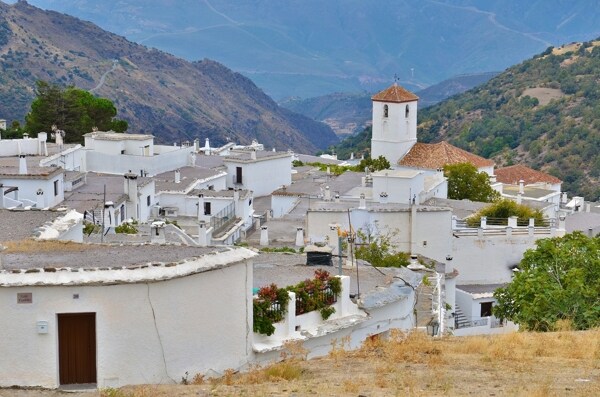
{"left": 466, "top": 199, "right": 546, "bottom": 227}
{"left": 115, "top": 222, "right": 138, "bottom": 234}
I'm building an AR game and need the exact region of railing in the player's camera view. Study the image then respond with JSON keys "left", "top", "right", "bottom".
{"left": 211, "top": 202, "right": 236, "bottom": 235}
{"left": 295, "top": 285, "right": 338, "bottom": 315}
{"left": 456, "top": 316, "right": 505, "bottom": 329}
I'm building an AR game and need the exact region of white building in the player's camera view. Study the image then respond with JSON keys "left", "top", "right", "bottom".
{"left": 370, "top": 84, "right": 419, "bottom": 164}
{"left": 83, "top": 131, "right": 195, "bottom": 176}
{"left": 0, "top": 245, "right": 256, "bottom": 389}
{"left": 371, "top": 168, "right": 447, "bottom": 205}
{"left": 223, "top": 150, "right": 292, "bottom": 197}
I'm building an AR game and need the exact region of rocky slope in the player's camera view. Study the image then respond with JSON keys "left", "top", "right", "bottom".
{"left": 0, "top": 1, "right": 338, "bottom": 152}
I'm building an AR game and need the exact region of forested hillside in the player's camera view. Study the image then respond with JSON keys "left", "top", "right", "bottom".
{"left": 418, "top": 40, "right": 600, "bottom": 198}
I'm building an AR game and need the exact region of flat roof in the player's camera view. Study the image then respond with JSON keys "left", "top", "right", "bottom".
{"left": 372, "top": 169, "right": 423, "bottom": 179}
{"left": 84, "top": 131, "right": 153, "bottom": 141}
{"left": 0, "top": 245, "right": 256, "bottom": 286}
{"left": 502, "top": 184, "right": 557, "bottom": 199}
{"left": 0, "top": 209, "right": 62, "bottom": 242}
{"left": 223, "top": 150, "right": 292, "bottom": 164}
{"left": 154, "top": 167, "right": 224, "bottom": 192}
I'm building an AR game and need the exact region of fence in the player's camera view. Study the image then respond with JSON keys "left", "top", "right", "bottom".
{"left": 295, "top": 285, "right": 338, "bottom": 316}
{"left": 210, "top": 202, "right": 236, "bottom": 235}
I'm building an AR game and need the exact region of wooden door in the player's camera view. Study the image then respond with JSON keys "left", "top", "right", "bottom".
{"left": 58, "top": 313, "right": 97, "bottom": 385}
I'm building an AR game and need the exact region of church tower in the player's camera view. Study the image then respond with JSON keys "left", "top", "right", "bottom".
{"left": 370, "top": 83, "right": 419, "bottom": 165}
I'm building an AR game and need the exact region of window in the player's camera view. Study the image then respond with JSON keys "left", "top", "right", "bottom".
{"left": 53, "top": 180, "right": 59, "bottom": 196}
{"left": 480, "top": 302, "right": 493, "bottom": 317}
{"left": 147, "top": 195, "right": 151, "bottom": 206}
{"left": 120, "top": 150, "right": 125, "bottom": 155}
{"left": 208, "top": 185, "right": 214, "bottom": 191}
{"left": 235, "top": 167, "right": 243, "bottom": 184}
{"left": 405, "top": 104, "right": 410, "bottom": 118}
{"left": 204, "top": 202, "right": 211, "bottom": 215}
{"left": 383, "top": 104, "right": 389, "bottom": 118}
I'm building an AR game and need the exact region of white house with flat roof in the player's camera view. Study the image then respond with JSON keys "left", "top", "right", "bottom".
{"left": 0, "top": 244, "right": 256, "bottom": 389}
{"left": 83, "top": 131, "right": 195, "bottom": 176}
{"left": 224, "top": 150, "right": 292, "bottom": 197}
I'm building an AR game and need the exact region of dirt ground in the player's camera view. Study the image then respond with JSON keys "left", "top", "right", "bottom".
{"left": 2, "top": 329, "right": 598, "bottom": 397}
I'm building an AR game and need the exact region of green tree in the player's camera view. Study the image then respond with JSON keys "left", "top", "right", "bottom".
{"left": 493, "top": 232, "right": 600, "bottom": 331}
{"left": 444, "top": 162, "right": 500, "bottom": 202}
{"left": 357, "top": 155, "right": 391, "bottom": 172}
{"left": 354, "top": 228, "right": 410, "bottom": 268}
{"left": 24, "top": 81, "right": 127, "bottom": 143}
{"left": 466, "top": 199, "right": 546, "bottom": 227}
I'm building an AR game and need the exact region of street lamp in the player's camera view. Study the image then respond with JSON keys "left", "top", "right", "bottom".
{"left": 426, "top": 318, "right": 439, "bottom": 337}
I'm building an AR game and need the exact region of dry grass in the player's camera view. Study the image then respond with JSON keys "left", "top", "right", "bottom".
{"left": 3, "top": 330, "right": 599, "bottom": 397}
{"left": 2, "top": 239, "right": 93, "bottom": 253}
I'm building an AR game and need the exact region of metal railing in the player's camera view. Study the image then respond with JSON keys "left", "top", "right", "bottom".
{"left": 210, "top": 202, "right": 236, "bottom": 235}
{"left": 295, "top": 285, "right": 338, "bottom": 316}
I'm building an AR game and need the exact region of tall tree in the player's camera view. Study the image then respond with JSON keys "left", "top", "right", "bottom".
{"left": 494, "top": 232, "right": 600, "bottom": 331}
{"left": 24, "top": 81, "right": 127, "bottom": 143}
{"left": 444, "top": 162, "right": 500, "bottom": 202}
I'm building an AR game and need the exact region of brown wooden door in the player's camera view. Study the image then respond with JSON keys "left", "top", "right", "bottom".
{"left": 58, "top": 313, "right": 97, "bottom": 385}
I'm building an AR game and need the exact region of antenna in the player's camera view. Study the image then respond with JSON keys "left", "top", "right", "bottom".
{"left": 393, "top": 73, "right": 399, "bottom": 84}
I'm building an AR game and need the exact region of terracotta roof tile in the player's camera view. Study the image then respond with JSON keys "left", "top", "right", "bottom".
{"left": 372, "top": 83, "right": 419, "bottom": 103}
{"left": 495, "top": 164, "right": 562, "bottom": 185}
{"left": 398, "top": 142, "right": 494, "bottom": 169}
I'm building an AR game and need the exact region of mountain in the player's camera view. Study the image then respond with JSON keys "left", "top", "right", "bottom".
{"left": 418, "top": 40, "right": 600, "bottom": 199}
{"left": 0, "top": 1, "right": 338, "bottom": 152}
{"left": 281, "top": 72, "right": 499, "bottom": 136}
{"left": 17, "top": 0, "right": 600, "bottom": 100}
{"left": 330, "top": 40, "right": 600, "bottom": 198}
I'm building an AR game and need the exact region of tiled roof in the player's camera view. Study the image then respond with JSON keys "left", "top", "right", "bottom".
{"left": 398, "top": 142, "right": 494, "bottom": 169}
{"left": 495, "top": 164, "right": 562, "bottom": 185}
{"left": 371, "top": 83, "right": 419, "bottom": 103}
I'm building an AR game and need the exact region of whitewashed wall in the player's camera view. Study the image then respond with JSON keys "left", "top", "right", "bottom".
{"left": 224, "top": 155, "right": 292, "bottom": 197}
{"left": 371, "top": 99, "right": 418, "bottom": 165}
{"left": 0, "top": 253, "right": 254, "bottom": 389}
{"left": 40, "top": 145, "right": 86, "bottom": 172}
{"left": 0, "top": 175, "right": 64, "bottom": 208}
{"left": 451, "top": 234, "right": 543, "bottom": 284}
{"left": 86, "top": 146, "right": 194, "bottom": 176}
{"left": 271, "top": 195, "right": 298, "bottom": 218}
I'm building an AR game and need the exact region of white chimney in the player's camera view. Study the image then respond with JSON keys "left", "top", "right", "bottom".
{"left": 35, "top": 189, "right": 44, "bottom": 209}
{"left": 198, "top": 221, "right": 208, "bottom": 246}
{"left": 197, "top": 194, "right": 205, "bottom": 221}
{"left": 204, "top": 138, "right": 210, "bottom": 152}
{"left": 194, "top": 138, "right": 200, "bottom": 151}
{"left": 251, "top": 149, "right": 257, "bottom": 160}
{"left": 260, "top": 226, "right": 269, "bottom": 246}
{"left": 334, "top": 193, "right": 340, "bottom": 203}
{"left": 37, "top": 132, "right": 48, "bottom": 156}
{"left": 350, "top": 152, "right": 354, "bottom": 160}
{"left": 359, "top": 193, "right": 366, "bottom": 209}
{"left": 123, "top": 173, "right": 139, "bottom": 220}
{"left": 295, "top": 227, "right": 304, "bottom": 247}
{"left": 561, "top": 192, "right": 568, "bottom": 204}
{"left": 518, "top": 179, "right": 524, "bottom": 194}
{"left": 324, "top": 186, "right": 331, "bottom": 201}
{"left": 18, "top": 154, "right": 27, "bottom": 175}
{"left": 379, "top": 192, "right": 388, "bottom": 204}
{"left": 175, "top": 169, "right": 181, "bottom": 184}
{"left": 151, "top": 221, "right": 166, "bottom": 244}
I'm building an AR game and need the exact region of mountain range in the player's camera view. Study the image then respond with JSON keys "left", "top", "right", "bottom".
{"left": 0, "top": 1, "right": 338, "bottom": 152}
{"left": 281, "top": 72, "right": 499, "bottom": 136}
{"left": 17, "top": 0, "right": 600, "bottom": 100}
{"left": 333, "top": 40, "right": 600, "bottom": 198}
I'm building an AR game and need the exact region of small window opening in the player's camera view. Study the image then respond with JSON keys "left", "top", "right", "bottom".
{"left": 383, "top": 104, "right": 389, "bottom": 118}
{"left": 204, "top": 202, "right": 211, "bottom": 215}
{"left": 480, "top": 302, "right": 493, "bottom": 317}
{"left": 405, "top": 104, "right": 410, "bottom": 118}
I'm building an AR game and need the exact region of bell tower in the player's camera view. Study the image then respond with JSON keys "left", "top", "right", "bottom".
{"left": 370, "top": 83, "right": 419, "bottom": 165}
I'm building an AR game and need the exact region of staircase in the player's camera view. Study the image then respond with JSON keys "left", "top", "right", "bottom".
{"left": 454, "top": 306, "right": 471, "bottom": 329}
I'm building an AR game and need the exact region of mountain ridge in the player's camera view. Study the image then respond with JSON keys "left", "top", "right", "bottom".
{"left": 0, "top": 1, "right": 338, "bottom": 152}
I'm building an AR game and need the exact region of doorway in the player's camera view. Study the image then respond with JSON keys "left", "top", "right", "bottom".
{"left": 58, "top": 313, "right": 97, "bottom": 385}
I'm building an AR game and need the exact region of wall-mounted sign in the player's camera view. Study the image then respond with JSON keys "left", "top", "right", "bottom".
{"left": 17, "top": 292, "right": 32, "bottom": 304}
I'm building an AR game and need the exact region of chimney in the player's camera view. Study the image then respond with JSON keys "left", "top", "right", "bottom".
{"left": 359, "top": 193, "right": 366, "bottom": 209}
{"left": 334, "top": 193, "right": 340, "bottom": 203}
{"left": 251, "top": 149, "right": 257, "bottom": 160}
{"left": 18, "top": 154, "right": 27, "bottom": 175}
{"left": 518, "top": 180, "right": 524, "bottom": 194}
{"left": 124, "top": 172, "right": 139, "bottom": 220}
{"left": 350, "top": 152, "right": 354, "bottom": 160}
{"left": 37, "top": 132, "right": 48, "bottom": 156}
{"left": 35, "top": 189, "right": 44, "bottom": 209}
{"left": 204, "top": 138, "right": 210, "bottom": 152}
{"left": 197, "top": 194, "right": 205, "bottom": 221}
{"left": 586, "top": 203, "right": 591, "bottom": 213}
{"left": 324, "top": 186, "right": 331, "bottom": 201}
{"left": 379, "top": 192, "right": 388, "bottom": 204}
{"left": 561, "top": 192, "right": 568, "bottom": 204}
{"left": 194, "top": 138, "right": 200, "bottom": 151}
{"left": 175, "top": 169, "right": 181, "bottom": 184}
{"left": 295, "top": 227, "right": 304, "bottom": 247}
{"left": 151, "top": 221, "right": 166, "bottom": 244}
{"left": 198, "top": 221, "right": 208, "bottom": 246}
{"left": 260, "top": 226, "right": 269, "bottom": 246}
